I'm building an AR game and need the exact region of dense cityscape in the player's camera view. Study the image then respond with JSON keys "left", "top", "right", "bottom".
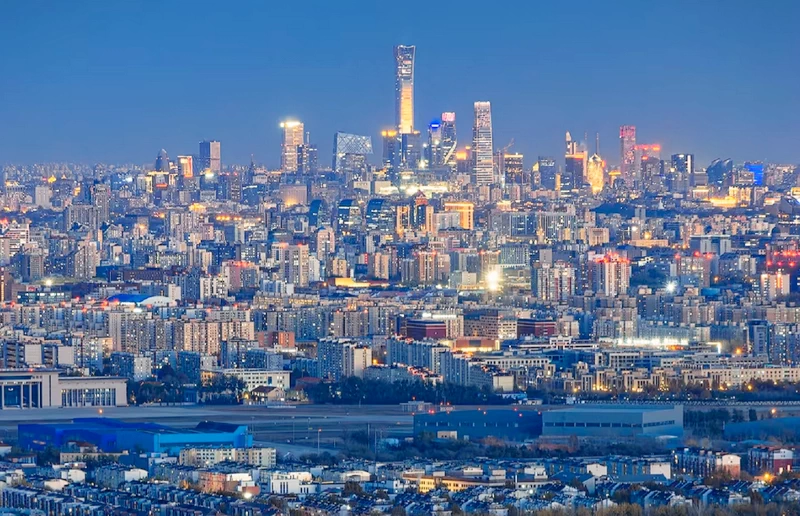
{"left": 1, "top": 8, "right": 800, "bottom": 514}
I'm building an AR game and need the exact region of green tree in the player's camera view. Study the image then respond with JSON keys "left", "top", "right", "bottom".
{"left": 342, "top": 481, "right": 363, "bottom": 496}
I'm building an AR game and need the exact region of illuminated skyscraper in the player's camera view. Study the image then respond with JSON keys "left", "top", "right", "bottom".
{"left": 271, "top": 242, "right": 309, "bottom": 287}
{"left": 563, "top": 154, "right": 585, "bottom": 191}
{"left": 633, "top": 143, "right": 661, "bottom": 186}
{"left": 443, "top": 201, "right": 475, "bottom": 230}
{"left": 619, "top": 125, "right": 636, "bottom": 186}
{"left": 706, "top": 158, "right": 733, "bottom": 187}
{"left": 670, "top": 153, "right": 694, "bottom": 192}
{"left": 332, "top": 132, "right": 373, "bottom": 173}
{"left": 280, "top": 120, "right": 304, "bottom": 172}
{"left": 440, "top": 112, "right": 457, "bottom": 166}
{"left": 177, "top": 155, "right": 197, "bottom": 197}
{"left": 589, "top": 254, "right": 631, "bottom": 297}
{"left": 336, "top": 199, "right": 361, "bottom": 235}
{"left": 381, "top": 130, "right": 400, "bottom": 172}
{"left": 394, "top": 45, "right": 415, "bottom": 134}
{"left": 565, "top": 131, "right": 577, "bottom": 155}
{"left": 177, "top": 155, "right": 193, "bottom": 178}
{"left": 471, "top": 101, "right": 494, "bottom": 186}
{"left": 400, "top": 132, "right": 422, "bottom": 170}
{"left": 91, "top": 183, "right": 111, "bottom": 224}
{"left": 455, "top": 147, "right": 473, "bottom": 176}
{"left": 745, "top": 161, "right": 764, "bottom": 186}
{"left": 154, "top": 149, "right": 170, "bottom": 172}
{"left": 426, "top": 120, "right": 442, "bottom": 167}
{"left": 198, "top": 140, "right": 221, "bottom": 174}
{"left": 538, "top": 156, "right": 557, "bottom": 190}
{"left": 586, "top": 154, "right": 605, "bottom": 194}
{"left": 532, "top": 261, "right": 576, "bottom": 302}
{"left": 563, "top": 132, "right": 586, "bottom": 191}
{"left": 296, "top": 143, "right": 318, "bottom": 174}
{"left": 640, "top": 155, "right": 663, "bottom": 191}
{"left": 503, "top": 153, "right": 525, "bottom": 184}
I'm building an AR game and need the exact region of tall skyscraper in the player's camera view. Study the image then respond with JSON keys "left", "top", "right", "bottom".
{"left": 400, "top": 131, "right": 422, "bottom": 170}
{"left": 563, "top": 154, "right": 585, "bottom": 191}
{"left": 589, "top": 254, "right": 631, "bottom": 297}
{"left": 198, "top": 140, "right": 221, "bottom": 174}
{"left": 503, "top": 153, "right": 525, "bottom": 184}
{"left": 440, "top": 112, "right": 457, "bottom": 166}
{"left": 154, "top": 149, "right": 170, "bottom": 172}
{"left": 177, "top": 155, "right": 193, "bottom": 178}
{"left": 332, "top": 132, "right": 373, "bottom": 173}
{"left": 565, "top": 131, "right": 578, "bottom": 155}
{"left": 706, "top": 158, "right": 733, "bottom": 187}
{"left": 177, "top": 155, "right": 197, "bottom": 197}
{"left": 394, "top": 45, "right": 416, "bottom": 134}
{"left": 426, "top": 120, "right": 442, "bottom": 167}
{"left": 745, "top": 161, "right": 765, "bottom": 186}
{"left": 381, "top": 130, "right": 400, "bottom": 171}
{"left": 296, "top": 143, "right": 318, "bottom": 174}
{"left": 619, "top": 125, "right": 636, "bottom": 186}
{"left": 640, "top": 155, "right": 662, "bottom": 190}
{"left": 532, "top": 261, "right": 576, "bottom": 302}
{"left": 670, "top": 153, "right": 694, "bottom": 193}
{"left": 586, "top": 154, "right": 605, "bottom": 194}
{"left": 538, "top": 156, "right": 557, "bottom": 190}
{"left": 271, "top": 242, "right": 310, "bottom": 287}
{"left": 471, "top": 101, "right": 494, "bottom": 186}
{"left": 280, "top": 120, "right": 304, "bottom": 172}
{"left": 90, "top": 183, "right": 111, "bottom": 224}
{"left": 563, "top": 132, "right": 586, "bottom": 191}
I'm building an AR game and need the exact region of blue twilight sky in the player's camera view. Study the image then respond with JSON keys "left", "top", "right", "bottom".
{"left": 0, "top": 0, "right": 798, "bottom": 168}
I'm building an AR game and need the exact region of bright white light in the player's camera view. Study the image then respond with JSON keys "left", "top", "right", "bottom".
{"left": 486, "top": 269, "right": 501, "bottom": 292}
{"left": 666, "top": 281, "right": 677, "bottom": 293}
{"left": 204, "top": 171, "right": 214, "bottom": 179}
{"left": 44, "top": 279, "right": 53, "bottom": 287}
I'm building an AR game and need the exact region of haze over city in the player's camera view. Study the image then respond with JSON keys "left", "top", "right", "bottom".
{"left": 1, "top": 0, "right": 799, "bottom": 165}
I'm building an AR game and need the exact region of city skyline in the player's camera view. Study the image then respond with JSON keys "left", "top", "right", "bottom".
{"left": 1, "top": 1, "right": 798, "bottom": 166}
{"left": 3, "top": 2, "right": 800, "bottom": 513}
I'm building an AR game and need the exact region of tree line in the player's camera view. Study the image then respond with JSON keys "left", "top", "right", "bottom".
{"left": 127, "top": 364, "right": 246, "bottom": 405}
{"left": 306, "top": 377, "right": 513, "bottom": 405}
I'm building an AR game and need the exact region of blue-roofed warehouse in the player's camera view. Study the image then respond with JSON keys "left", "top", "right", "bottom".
{"left": 413, "top": 408, "right": 543, "bottom": 441}
{"left": 18, "top": 418, "right": 252, "bottom": 454}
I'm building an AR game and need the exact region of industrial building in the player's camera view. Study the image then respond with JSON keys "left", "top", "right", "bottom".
{"left": 413, "top": 408, "right": 542, "bottom": 441}
{"left": 0, "top": 369, "right": 128, "bottom": 409}
{"left": 724, "top": 417, "right": 800, "bottom": 442}
{"left": 19, "top": 418, "right": 252, "bottom": 454}
{"left": 541, "top": 405, "right": 683, "bottom": 438}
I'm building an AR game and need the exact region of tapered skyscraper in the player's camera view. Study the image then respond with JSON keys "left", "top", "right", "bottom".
{"left": 472, "top": 101, "right": 494, "bottom": 186}
{"left": 394, "top": 45, "right": 415, "bottom": 134}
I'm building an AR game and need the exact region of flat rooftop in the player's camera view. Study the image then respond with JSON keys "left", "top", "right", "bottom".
{"left": 21, "top": 418, "right": 246, "bottom": 435}
{"left": 549, "top": 405, "right": 680, "bottom": 413}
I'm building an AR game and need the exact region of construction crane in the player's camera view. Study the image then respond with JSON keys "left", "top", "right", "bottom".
{"left": 499, "top": 138, "right": 515, "bottom": 155}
